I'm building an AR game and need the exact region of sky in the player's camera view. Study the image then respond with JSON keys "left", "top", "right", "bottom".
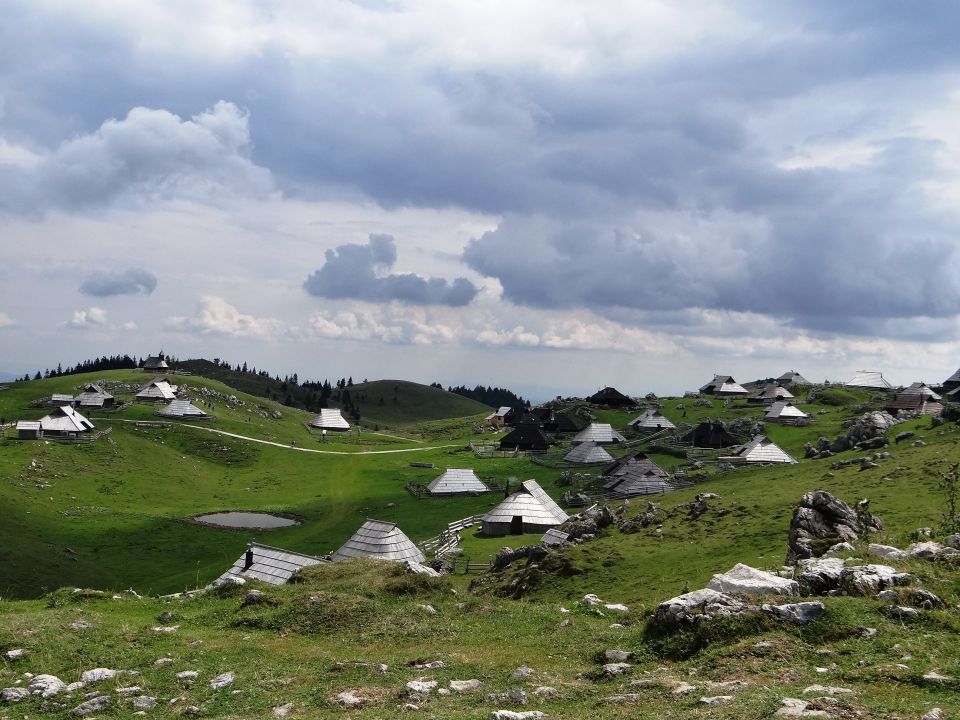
{"left": 2, "top": 1, "right": 960, "bottom": 399}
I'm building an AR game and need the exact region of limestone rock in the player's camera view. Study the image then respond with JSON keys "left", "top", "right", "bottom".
{"left": 4, "top": 648, "right": 26, "bottom": 661}
{"left": 488, "top": 712, "right": 545, "bottom": 720}
{"left": 707, "top": 563, "right": 799, "bottom": 596}
{"left": 209, "top": 672, "right": 235, "bottom": 689}
{"left": 803, "top": 685, "right": 855, "bottom": 696}
{"left": 774, "top": 698, "right": 832, "bottom": 717}
{"left": 406, "top": 680, "right": 437, "bottom": 696}
{"left": 843, "top": 564, "right": 911, "bottom": 596}
{"left": 797, "top": 558, "right": 846, "bottom": 595}
{"left": 531, "top": 686, "right": 558, "bottom": 698}
{"left": 176, "top": 671, "right": 198, "bottom": 681}
{"left": 131, "top": 696, "right": 157, "bottom": 709}
{"left": 602, "top": 662, "right": 631, "bottom": 677}
{"left": 650, "top": 588, "right": 750, "bottom": 630}
{"left": 272, "top": 703, "right": 294, "bottom": 718}
{"left": 1, "top": 687, "right": 29, "bottom": 702}
{"left": 700, "top": 695, "right": 733, "bottom": 704}
{"left": 80, "top": 668, "right": 120, "bottom": 683}
{"left": 867, "top": 544, "right": 907, "bottom": 561}
{"left": 580, "top": 594, "right": 603, "bottom": 607}
{"left": 604, "top": 650, "right": 632, "bottom": 662}
{"left": 512, "top": 666, "right": 535, "bottom": 680}
{"left": 72, "top": 695, "right": 110, "bottom": 716}
{"left": 449, "top": 679, "right": 482, "bottom": 693}
{"left": 761, "top": 602, "right": 826, "bottom": 625}
{"left": 334, "top": 691, "right": 364, "bottom": 707}
{"left": 28, "top": 674, "right": 67, "bottom": 698}
{"left": 786, "top": 490, "right": 883, "bottom": 565}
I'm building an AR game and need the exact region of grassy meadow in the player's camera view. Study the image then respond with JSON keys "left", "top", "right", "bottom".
{"left": 2, "top": 371, "right": 960, "bottom": 717}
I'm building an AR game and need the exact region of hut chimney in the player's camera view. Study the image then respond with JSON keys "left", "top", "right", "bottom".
{"left": 243, "top": 545, "right": 254, "bottom": 571}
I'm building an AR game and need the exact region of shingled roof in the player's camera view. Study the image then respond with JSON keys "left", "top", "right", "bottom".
{"left": 331, "top": 519, "right": 425, "bottom": 563}
{"left": 724, "top": 435, "right": 797, "bottom": 464}
{"left": 136, "top": 378, "right": 177, "bottom": 401}
{"left": 309, "top": 408, "right": 350, "bottom": 431}
{"left": 211, "top": 543, "right": 325, "bottom": 586}
{"left": 482, "top": 480, "right": 569, "bottom": 527}
{"left": 699, "top": 375, "right": 749, "bottom": 396}
{"left": 587, "top": 386, "right": 634, "bottom": 407}
{"left": 156, "top": 399, "right": 209, "bottom": 419}
{"left": 39, "top": 406, "right": 95, "bottom": 434}
{"left": 426, "top": 468, "right": 489, "bottom": 495}
{"left": 564, "top": 441, "right": 615, "bottom": 464}
{"left": 573, "top": 422, "right": 625, "bottom": 444}
{"left": 75, "top": 383, "right": 114, "bottom": 408}
{"left": 627, "top": 409, "right": 676, "bottom": 431}
{"left": 846, "top": 371, "right": 892, "bottom": 390}
{"left": 764, "top": 401, "right": 810, "bottom": 423}
{"left": 776, "top": 370, "right": 812, "bottom": 386}
{"left": 602, "top": 454, "right": 674, "bottom": 496}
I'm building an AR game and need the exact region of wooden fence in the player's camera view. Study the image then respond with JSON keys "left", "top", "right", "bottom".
{"left": 418, "top": 514, "right": 484, "bottom": 558}
{"left": 8, "top": 426, "right": 115, "bottom": 444}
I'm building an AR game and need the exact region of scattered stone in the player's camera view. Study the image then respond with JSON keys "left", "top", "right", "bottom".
{"left": 154, "top": 657, "right": 174, "bottom": 667}
{"left": 70, "top": 620, "right": 93, "bottom": 631}
{"left": 116, "top": 686, "right": 143, "bottom": 695}
{"left": 844, "top": 564, "right": 911, "bottom": 596}
{"left": 65, "top": 682, "right": 85, "bottom": 692}
{"left": 157, "top": 611, "right": 173, "bottom": 623}
{"left": 4, "top": 649, "right": 26, "bottom": 661}
{"left": 708, "top": 563, "right": 799, "bottom": 596}
{"left": 762, "top": 602, "right": 826, "bottom": 625}
{"left": 437, "top": 688, "right": 451, "bottom": 696}
{"left": 797, "top": 558, "right": 846, "bottom": 595}
{"left": 531, "top": 686, "right": 558, "bottom": 698}
{"left": 414, "top": 660, "right": 445, "bottom": 670}
{"left": 242, "top": 590, "right": 264, "bottom": 606}
{"left": 671, "top": 681, "right": 698, "bottom": 695}
{"left": 775, "top": 698, "right": 831, "bottom": 717}
{"left": 72, "top": 695, "right": 110, "bottom": 715}
{"left": 132, "top": 696, "right": 157, "bottom": 709}
{"left": 922, "top": 709, "right": 944, "bottom": 720}
{"left": 604, "top": 603, "right": 629, "bottom": 613}
{"left": 449, "top": 679, "right": 482, "bottom": 693}
{"left": 650, "top": 588, "right": 751, "bottom": 630}
{"left": 580, "top": 594, "right": 603, "bottom": 607}
{"left": 860, "top": 627, "right": 877, "bottom": 638}
{"left": 512, "top": 666, "right": 535, "bottom": 680}
{"left": 605, "top": 693, "right": 643, "bottom": 703}
{"left": 176, "top": 671, "right": 199, "bottom": 681}
{"left": 488, "top": 712, "right": 544, "bottom": 720}
{"left": 417, "top": 604, "right": 438, "bottom": 615}
{"left": 209, "top": 672, "right": 235, "bottom": 689}
{"left": 888, "top": 606, "right": 920, "bottom": 620}
{"left": 875, "top": 590, "right": 897, "bottom": 604}
{"left": 28, "top": 674, "right": 67, "bottom": 698}
{"left": 182, "top": 705, "right": 201, "bottom": 716}
{"left": 700, "top": 695, "right": 733, "bottom": 704}
{"left": 923, "top": 671, "right": 952, "bottom": 683}
{"left": 604, "top": 650, "right": 632, "bottom": 662}
{"left": 334, "top": 690, "right": 364, "bottom": 707}
{"left": 803, "top": 685, "right": 855, "bottom": 696}
{"left": 1, "top": 687, "right": 29, "bottom": 702}
{"left": 867, "top": 544, "right": 907, "bottom": 561}
{"left": 152, "top": 625, "right": 179, "bottom": 633}
{"left": 80, "top": 668, "right": 120, "bottom": 683}
{"left": 406, "top": 680, "right": 437, "bottom": 696}
{"left": 823, "top": 542, "right": 854, "bottom": 557}
{"left": 602, "top": 662, "right": 631, "bottom": 678}
{"left": 487, "top": 690, "right": 527, "bottom": 705}
{"left": 272, "top": 703, "right": 294, "bottom": 718}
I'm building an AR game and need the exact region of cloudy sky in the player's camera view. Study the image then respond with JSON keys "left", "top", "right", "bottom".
{"left": 2, "top": 1, "right": 960, "bottom": 398}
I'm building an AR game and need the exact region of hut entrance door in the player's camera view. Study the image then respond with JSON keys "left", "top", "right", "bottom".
{"left": 510, "top": 516, "right": 523, "bottom": 535}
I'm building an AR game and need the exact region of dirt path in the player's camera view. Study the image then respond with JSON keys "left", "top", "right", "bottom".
{"left": 183, "top": 424, "right": 459, "bottom": 455}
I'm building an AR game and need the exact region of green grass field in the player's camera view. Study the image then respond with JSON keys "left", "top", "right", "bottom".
{"left": 3, "top": 372, "right": 960, "bottom": 718}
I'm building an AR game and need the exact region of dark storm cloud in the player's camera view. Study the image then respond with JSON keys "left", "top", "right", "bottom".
{"left": 79, "top": 268, "right": 157, "bottom": 297}
{"left": 6, "top": 1, "right": 960, "bottom": 336}
{"left": 304, "top": 234, "right": 478, "bottom": 307}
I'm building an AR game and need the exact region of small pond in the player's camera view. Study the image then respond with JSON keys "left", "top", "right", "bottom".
{"left": 194, "top": 511, "right": 300, "bottom": 530}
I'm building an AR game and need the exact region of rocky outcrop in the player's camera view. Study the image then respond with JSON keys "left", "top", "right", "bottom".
{"left": 786, "top": 491, "right": 883, "bottom": 565}
{"left": 805, "top": 411, "right": 901, "bottom": 458}
{"left": 707, "top": 563, "right": 799, "bottom": 597}
{"left": 649, "top": 588, "right": 824, "bottom": 633}
{"left": 797, "top": 558, "right": 910, "bottom": 596}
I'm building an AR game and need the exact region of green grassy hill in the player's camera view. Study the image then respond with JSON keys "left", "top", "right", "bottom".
{"left": 340, "top": 379, "right": 492, "bottom": 428}
{"left": 3, "top": 373, "right": 960, "bottom": 718}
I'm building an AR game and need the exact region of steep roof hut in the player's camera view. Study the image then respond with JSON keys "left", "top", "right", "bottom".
{"left": 627, "top": 409, "right": 676, "bottom": 432}
{"left": 722, "top": 435, "right": 797, "bottom": 464}
{"left": 573, "top": 422, "right": 625, "bottom": 444}
{"left": 680, "top": 420, "right": 738, "bottom": 448}
{"left": 549, "top": 411, "right": 587, "bottom": 434}
{"left": 308, "top": 408, "right": 351, "bottom": 431}
{"left": 15, "top": 421, "right": 41, "bottom": 440}
{"left": 748, "top": 384, "right": 794, "bottom": 404}
{"left": 602, "top": 454, "right": 674, "bottom": 497}
{"left": 563, "top": 441, "right": 615, "bottom": 465}
{"left": 156, "top": 399, "right": 210, "bottom": 419}
{"left": 845, "top": 371, "right": 892, "bottom": 390}
{"left": 426, "top": 468, "right": 489, "bottom": 496}
{"left": 587, "top": 386, "right": 634, "bottom": 407}
{"left": 699, "top": 375, "right": 749, "bottom": 396}
{"left": 211, "top": 543, "right": 325, "bottom": 586}
{"left": 75, "top": 383, "right": 115, "bottom": 409}
{"left": 886, "top": 392, "right": 943, "bottom": 416}
{"left": 143, "top": 353, "right": 169, "bottom": 372}
{"left": 484, "top": 406, "right": 513, "bottom": 428}
{"left": 541, "top": 529, "right": 570, "bottom": 547}
{"left": 764, "top": 401, "right": 810, "bottom": 425}
{"left": 943, "top": 367, "right": 960, "bottom": 391}
{"left": 136, "top": 378, "right": 177, "bottom": 402}
{"left": 39, "top": 406, "right": 95, "bottom": 436}
{"left": 481, "top": 480, "right": 569, "bottom": 536}
{"left": 331, "top": 519, "right": 425, "bottom": 563}
{"left": 900, "top": 382, "right": 941, "bottom": 400}
{"left": 777, "top": 370, "right": 812, "bottom": 386}
{"left": 499, "top": 424, "right": 551, "bottom": 451}
{"left": 47, "top": 393, "right": 76, "bottom": 407}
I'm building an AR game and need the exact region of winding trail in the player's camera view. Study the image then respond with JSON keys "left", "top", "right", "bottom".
{"left": 183, "top": 424, "right": 459, "bottom": 455}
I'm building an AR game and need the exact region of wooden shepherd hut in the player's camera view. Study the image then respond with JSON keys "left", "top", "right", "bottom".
{"left": 426, "top": 468, "right": 489, "bottom": 496}
{"left": 498, "top": 424, "right": 551, "bottom": 452}
{"left": 481, "top": 480, "right": 569, "bottom": 536}
{"left": 699, "top": 375, "right": 749, "bottom": 397}
{"left": 587, "top": 386, "right": 634, "bottom": 407}
{"left": 331, "top": 519, "right": 426, "bottom": 564}
{"left": 680, "top": 420, "right": 738, "bottom": 448}
{"left": 211, "top": 543, "right": 325, "bottom": 586}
